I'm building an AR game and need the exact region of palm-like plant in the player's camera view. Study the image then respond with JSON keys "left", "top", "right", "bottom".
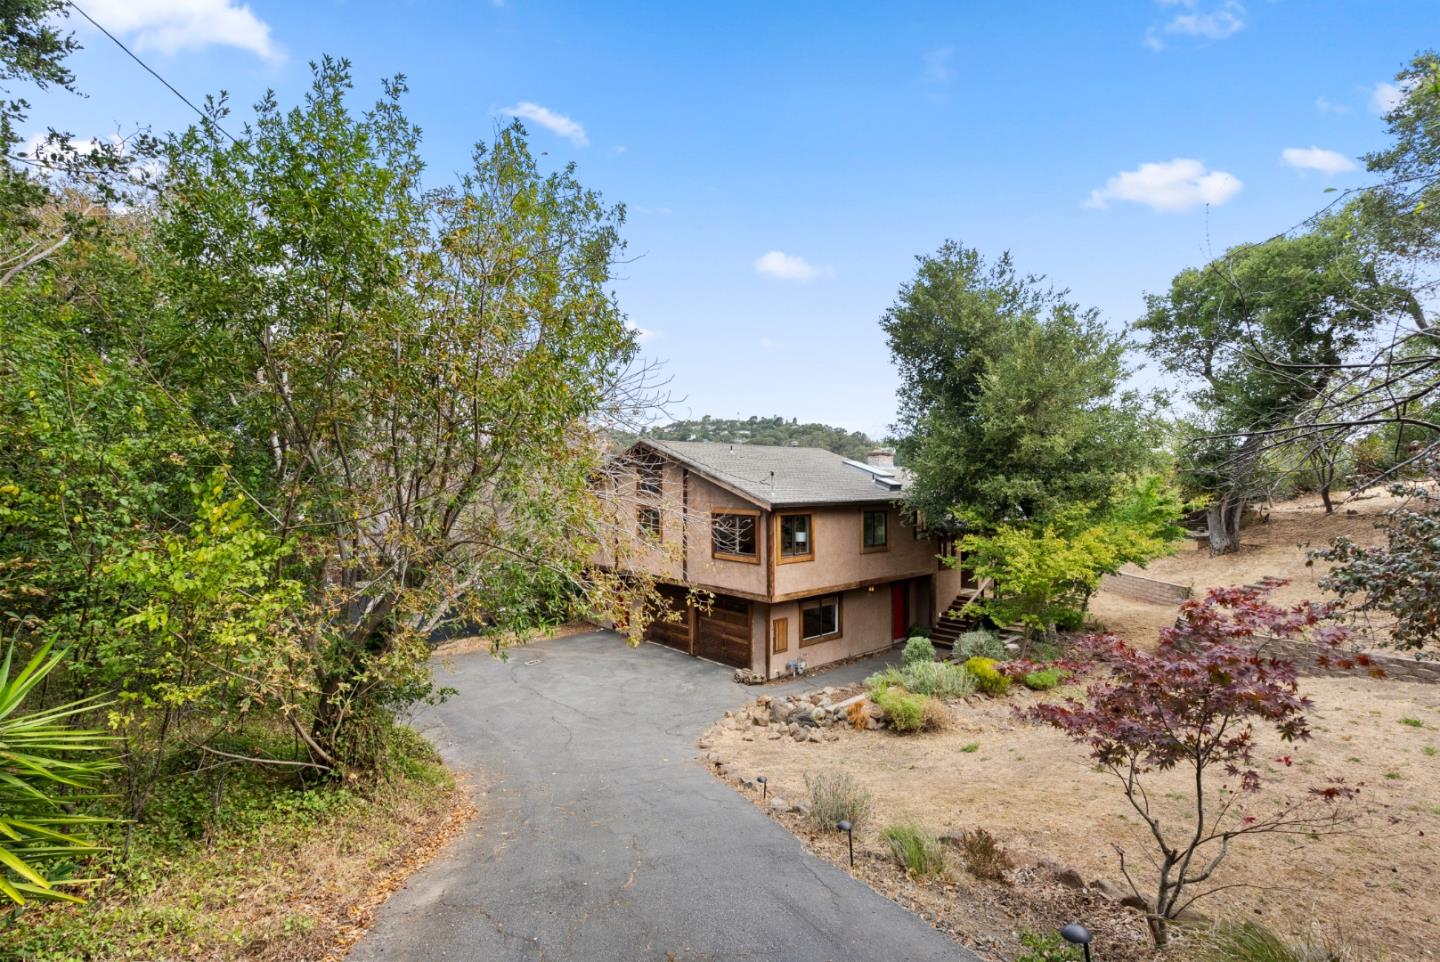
{"left": 0, "top": 640, "right": 115, "bottom": 904}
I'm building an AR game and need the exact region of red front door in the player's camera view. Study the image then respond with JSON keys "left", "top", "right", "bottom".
{"left": 891, "top": 582, "right": 908, "bottom": 640}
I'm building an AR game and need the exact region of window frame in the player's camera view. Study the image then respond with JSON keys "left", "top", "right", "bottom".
{"left": 799, "top": 595, "right": 843, "bottom": 645}
{"left": 861, "top": 509, "right": 889, "bottom": 553}
{"left": 635, "top": 454, "right": 664, "bottom": 499}
{"left": 776, "top": 512, "right": 815, "bottom": 564}
{"left": 637, "top": 505, "right": 661, "bottom": 541}
{"left": 710, "top": 508, "right": 761, "bottom": 564}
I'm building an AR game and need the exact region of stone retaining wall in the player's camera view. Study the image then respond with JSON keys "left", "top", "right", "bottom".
{"left": 1249, "top": 636, "right": 1440, "bottom": 684}
{"left": 1100, "top": 572, "right": 1192, "bottom": 604}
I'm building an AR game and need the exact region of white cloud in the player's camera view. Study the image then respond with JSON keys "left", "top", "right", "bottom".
{"left": 81, "top": 0, "right": 281, "bottom": 61}
{"left": 625, "top": 320, "right": 656, "bottom": 344}
{"left": 1371, "top": 81, "right": 1406, "bottom": 115}
{"left": 1314, "top": 96, "right": 1349, "bottom": 115}
{"left": 923, "top": 46, "right": 955, "bottom": 84}
{"left": 759, "top": 336, "right": 783, "bottom": 350}
{"left": 1086, "top": 158, "right": 1243, "bottom": 213}
{"left": 1145, "top": 0, "right": 1244, "bottom": 49}
{"left": 753, "top": 250, "right": 831, "bottom": 281}
{"left": 497, "top": 102, "right": 589, "bottom": 146}
{"left": 1280, "top": 146, "right": 1356, "bottom": 176}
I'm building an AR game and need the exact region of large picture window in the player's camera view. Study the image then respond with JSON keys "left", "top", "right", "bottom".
{"left": 862, "top": 509, "right": 888, "bottom": 552}
{"left": 800, "top": 595, "right": 841, "bottom": 644}
{"left": 712, "top": 510, "right": 759, "bottom": 562}
{"left": 778, "top": 512, "right": 814, "bottom": 562}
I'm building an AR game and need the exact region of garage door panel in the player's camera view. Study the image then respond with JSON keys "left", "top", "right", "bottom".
{"left": 696, "top": 600, "right": 750, "bottom": 668}
{"left": 645, "top": 585, "right": 691, "bottom": 652}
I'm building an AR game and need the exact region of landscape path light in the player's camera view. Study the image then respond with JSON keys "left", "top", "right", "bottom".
{"left": 756, "top": 775, "right": 767, "bottom": 799}
{"left": 1060, "top": 922, "right": 1093, "bottom": 962}
{"left": 836, "top": 820, "right": 854, "bottom": 867}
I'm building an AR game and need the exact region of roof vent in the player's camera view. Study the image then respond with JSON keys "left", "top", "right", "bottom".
{"left": 866, "top": 448, "right": 896, "bottom": 469}
{"left": 789, "top": 440, "right": 799, "bottom": 447}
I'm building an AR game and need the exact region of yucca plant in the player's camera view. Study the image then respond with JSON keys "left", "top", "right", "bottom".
{"left": 0, "top": 640, "right": 116, "bottom": 904}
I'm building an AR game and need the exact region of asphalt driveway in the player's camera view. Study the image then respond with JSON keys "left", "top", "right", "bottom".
{"left": 348, "top": 630, "right": 973, "bottom": 962}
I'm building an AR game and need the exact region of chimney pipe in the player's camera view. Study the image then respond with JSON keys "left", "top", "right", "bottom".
{"left": 866, "top": 448, "right": 895, "bottom": 469}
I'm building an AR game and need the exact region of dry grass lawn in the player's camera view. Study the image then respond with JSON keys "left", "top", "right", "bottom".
{"left": 1091, "top": 489, "right": 1404, "bottom": 649}
{"left": 711, "top": 677, "right": 1440, "bottom": 960}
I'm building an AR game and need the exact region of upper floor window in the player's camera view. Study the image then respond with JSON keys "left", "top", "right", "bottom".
{"left": 862, "top": 510, "right": 888, "bottom": 552}
{"left": 778, "top": 513, "right": 814, "bottom": 563}
{"left": 638, "top": 506, "right": 661, "bottom": 540}
{"left": 712, "top": 510, "right": 759, "bottom": 563}
{"left": 636, "top": 454, "right": 663, "bottom": 497}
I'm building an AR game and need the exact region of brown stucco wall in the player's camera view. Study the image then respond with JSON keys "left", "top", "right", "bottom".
{"left": 933, "top": 559, "right": 966, "bottom": 620}
{"left": 762, "top": 585, "right": 896, "bottom": 678}
{"left": 771, "top": 504, "right": 936, "bottom": 599}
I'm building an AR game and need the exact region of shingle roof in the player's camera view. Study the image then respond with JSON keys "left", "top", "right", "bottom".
{"left": 636, "top": 440, "right": 909, "bottom": 509}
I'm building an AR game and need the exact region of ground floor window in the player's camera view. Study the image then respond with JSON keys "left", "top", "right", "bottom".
{"left": 800, "top": 595, "right": 841, "bottom": 644}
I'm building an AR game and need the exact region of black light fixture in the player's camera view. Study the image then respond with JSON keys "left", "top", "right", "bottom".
{"left": 1060, "top": 922, "right": 1093, "bottom": 962}
{"left": 756, "top": 775, "right": 767, "bottom": 800}
{"left": 836, "top": 820, "right": 854, "bottom": 867}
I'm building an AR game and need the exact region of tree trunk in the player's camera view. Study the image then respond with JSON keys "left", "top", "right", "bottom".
{"left": 1206, "top": 493, "right": 1245, "bottom": 555}
{"left": 1318, "top": 484, "right": 1334, "bottom": 514}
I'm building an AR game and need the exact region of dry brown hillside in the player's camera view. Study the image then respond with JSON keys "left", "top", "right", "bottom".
{"left": 1091, "top": 489, "right": 1404, "bottom": 649}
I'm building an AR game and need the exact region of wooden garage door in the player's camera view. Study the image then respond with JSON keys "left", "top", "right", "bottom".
{"left": 645, "top": 584, "right": 692, "bottom": 652}
{"left": 695, "top": 594, "right": 751, "bottom": 668}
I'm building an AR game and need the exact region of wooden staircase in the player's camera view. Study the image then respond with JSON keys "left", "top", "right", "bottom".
{"left": 931, "top": 578, "right": 999, "bottom": 648}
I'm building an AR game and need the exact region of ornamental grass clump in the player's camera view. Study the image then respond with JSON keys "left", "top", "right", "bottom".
{"left": 954, "top": 629, "right": 1006, "bottom": 662}
{"left": 873, "top": 686, "right": 928, "bottom": 732}
{"left": 903, "top": 660, "right": 976, "bottom": 699}
{"left": 803, "top": 770, "right": 873, "bottom": 832}
{"left": 882, "top": 821, "right": 946, "bottom": 877}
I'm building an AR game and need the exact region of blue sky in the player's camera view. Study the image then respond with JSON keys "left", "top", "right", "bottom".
{"left": 32, "top": 1, "right": 1435, "bottom": 437}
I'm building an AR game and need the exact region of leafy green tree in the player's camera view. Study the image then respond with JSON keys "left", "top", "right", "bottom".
{"left": 884, "top": 242, "right": 1158, "bottom": 532}
{"left": 1138, "top": 209, "right": 1411, "bottom": 552}
{"left": 960, "top": 477, "right": 1186, "bottom": 643}
{"left": 150, "top": 60, "right": 646, "bottom": 767}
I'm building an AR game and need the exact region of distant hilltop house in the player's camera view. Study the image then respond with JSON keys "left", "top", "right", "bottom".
{"left": 596, "top": 440, "right": 984, "bottom": 679}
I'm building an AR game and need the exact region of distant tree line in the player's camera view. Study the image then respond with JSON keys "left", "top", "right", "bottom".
{"left": 632, "top": 416, "right": 880, "bottom": 460}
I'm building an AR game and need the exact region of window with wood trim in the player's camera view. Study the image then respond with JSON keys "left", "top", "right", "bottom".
{"left": 778, "top": 512, "right": 814, "bottom": 562}
{"left": 637, "top": 506, "right": 661, "bottom": 540}
{"left": 711, "top": 510, "right": 759, "bottom": 562}
{"left": 800, "top": 595, "right": 841, "bottom": 644}
{"left": 636, "top": 454, "right": 663, "bottom": 497}
{"left": 862, "top": 509, "right": 888, "bottom": 551}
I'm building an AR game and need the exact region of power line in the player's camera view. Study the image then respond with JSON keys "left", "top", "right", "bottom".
{"left": 65, "top": 0, "right": 237, "bottom": 143}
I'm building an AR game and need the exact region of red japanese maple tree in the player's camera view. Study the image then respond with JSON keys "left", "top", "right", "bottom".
{"left": 1026, "top": 586, "right": 1360, "bottom": 948}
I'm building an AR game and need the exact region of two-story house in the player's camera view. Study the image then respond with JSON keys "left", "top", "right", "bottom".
{"left": 597, "top": 439, "right": 974, "bottom": 679}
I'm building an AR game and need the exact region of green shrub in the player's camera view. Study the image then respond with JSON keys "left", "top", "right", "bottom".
{"left": 907, "top": 624, "right": 932, "bottom": 639}
{"left": 963, "top": 656, "right": 1011, "bottom": 696}
{"left": 881, "top": 821, "right": 946, "bottom": 877}
{"left": 1022, "top": 667, "right": 1068, "bottom": 691}
{"left": 960, "top": 741, "right": 980, "bottom": 753}
{"left": 902, "top": 635, "right": 936, "bottom": 666}
{"left": 803, "top": 770, "right": 873, "bottom": 832}
{"left": 954, "top": 629, "right": 1006, "bottom": 662}
{"left": 902, "top": 660, "right": 976, "bottom": 699}
{"left": 873, "top": 686, "right": 930, "bottom": 733}
{"left": 864, "top": 666, "right": 906, "bottom": 696}
{"left": 1053, "top": 607, "right": 1086, "bottom": 632}
{"left": 1016, "top": 932, "right": 1081, "bottom": 962}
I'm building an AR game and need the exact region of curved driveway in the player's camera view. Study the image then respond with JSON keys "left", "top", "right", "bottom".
{"left": 349, "top": 630, "right": 972, "bottom": 962}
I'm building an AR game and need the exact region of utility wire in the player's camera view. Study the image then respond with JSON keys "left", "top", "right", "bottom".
{"left": 65, "top": 0, "right": 237, "bottom": 143}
